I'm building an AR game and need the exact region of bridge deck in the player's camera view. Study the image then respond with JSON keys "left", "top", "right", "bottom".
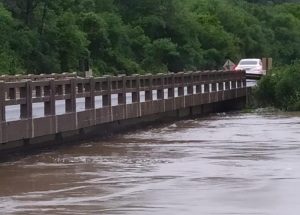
{"left": 0, "top": 71, "right": 248, "bottom": 152}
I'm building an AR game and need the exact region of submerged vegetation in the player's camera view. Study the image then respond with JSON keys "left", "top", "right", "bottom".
{"left": 0, "top": 0, "right": 300, "bottom": 76}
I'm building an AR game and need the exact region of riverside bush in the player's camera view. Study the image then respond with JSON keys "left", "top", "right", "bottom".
{"left": 1, "top": 0, "right": 300, "bottom": 74}
{"left": 255, "top": 61, "right": 300, "bottom": 111}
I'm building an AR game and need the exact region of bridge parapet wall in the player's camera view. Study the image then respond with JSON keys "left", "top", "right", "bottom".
{"left": 0, "top": 70, "right": 247, "bottom": 147}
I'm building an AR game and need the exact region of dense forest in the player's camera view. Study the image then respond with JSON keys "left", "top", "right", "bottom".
{"left": 1, "top": 0, "right": 300, "bottom": 75}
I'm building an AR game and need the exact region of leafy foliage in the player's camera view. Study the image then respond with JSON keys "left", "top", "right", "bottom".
{"left": 255, "top": 61, "right": 300, "bottom": 110}
{"left": 0, "top": 0, "right": 300, "bottom": 75}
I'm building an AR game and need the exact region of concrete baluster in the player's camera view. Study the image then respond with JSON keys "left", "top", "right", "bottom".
{"left": 44, "top": 80, "right": 56, "bottom": 115}
{"left": 196, "top": 85, "right": 201, "bottom": 94}
{"left": 84, "top": 81, "right": 91, "bottom": 109}
{"left": 178, "top": 74, "right": 184, "bottom": 96}
{"left": 103, "top": 95, "right": 110, "bottom": 107}
{"left": 193, "top": 73, "right": 200, "bottom": 94}
{"left": 168, "top": 75, "right": 175, "bottom": 99}
{"left": 0, "top": 81, "right": 5, "bottom": 122}
{"left": 178, "top": 86, "right": 184, "bottom": 96}
{"left": 85, "top": 78, "right": 95, "bottom": 109}
{"left": 145, "top": 76, "right": 153, "bottom": 101}
{"left": 157, "top": 77, "right": 164, "bottom": 100}
{"left": 8, "top": 88, "right": 16, "bottom": 100}
{"left": 219, "top": 82, "right": 224, "bottom": 91}
{"left": 237, "top": 79, "right": 242, "bottom": 88}
{"left": 195, "top": 73, "right": 202, "bottom": 94}
{"left": 35, "top": 86, "right": 42, "bottom": 98}
{"left": 102, "top": 76, "right": 111, "bottom": 107}
{"left": 66, "top": 79, "right": 76, "bottom": 113}
{"left": 77, "top": 83, "right": 83, "bottom": 94}
{"left": 225, "top": 80, "right": 230, "bottom": 90}
{"left": 20, "top": 81, "right": 32, "bottom": 119}
{"left": 204, "top": 84, "right": 210, "bottom": 93}
{"left": 231, "top": 80, "right": 237, "bottom": 89}
{"left": 187, "top": 84, "right": 193, "bottom": 95}
{"left": 118, "top": 77, "right": 126, "bottom": 105}
{"left": 132, "top": 75, "right": 140, "bottom": 103}
{"left": 243, "top": 77, "right": 247, "bottom": 88}
{"left": 211, "top": 82, "right": 217, "bottom": 92}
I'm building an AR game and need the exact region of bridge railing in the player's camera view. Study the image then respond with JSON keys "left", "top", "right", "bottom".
{"left": 0, "top": 72, "right": 77, "bottom": 82}
{"left": 0, "top": 70, "right": 246, "bottom": 145}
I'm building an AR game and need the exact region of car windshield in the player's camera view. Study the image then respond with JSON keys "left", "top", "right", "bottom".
{"left": 239, "top": 60, "right": 258, "bottom": 66}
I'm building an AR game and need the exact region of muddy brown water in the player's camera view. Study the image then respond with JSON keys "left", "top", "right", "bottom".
{"left": 1, "top": 111, "right": 300, "bottom": 215}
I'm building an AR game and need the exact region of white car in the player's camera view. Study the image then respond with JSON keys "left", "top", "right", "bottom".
{"left": 235, "top": 58, "right": 266, "bottom": 78}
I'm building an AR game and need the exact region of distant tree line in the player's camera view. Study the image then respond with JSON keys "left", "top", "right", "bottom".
{"left": 0, "top": 0, "right": 300, "bottom": 75}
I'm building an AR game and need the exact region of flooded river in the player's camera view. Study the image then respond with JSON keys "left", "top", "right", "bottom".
{"left": 1, "top": 111, "right": 300, "bottom": 215}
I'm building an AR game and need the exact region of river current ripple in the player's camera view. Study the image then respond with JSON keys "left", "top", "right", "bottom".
{"left": 1, "top": 111, "right": 300, "bottom": 215}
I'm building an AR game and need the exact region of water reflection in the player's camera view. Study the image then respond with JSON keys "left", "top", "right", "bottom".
{"left": 1, "top": 111, "right": 300, "bottom": 214}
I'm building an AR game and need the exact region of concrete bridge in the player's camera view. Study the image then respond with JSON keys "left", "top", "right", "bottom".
{"left": 0, "top": 71, "right": 248, "bottom": 154}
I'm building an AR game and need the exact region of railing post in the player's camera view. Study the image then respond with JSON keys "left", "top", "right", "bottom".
{"left": 185, "top": 73, "right": 192, "bottom": 95}
{"left": 204, "top": 83, "right": 210, "bottom": 93}
{"left": 195, "top": 73, "right": 201, "bottom": 94}
{"left": 157, "top": 76, "right": 164, "bottom": 100}
{"left": 219, "top": 81, "right": 224, "bottom": 91}
{"left": 132, "top": 75, "right": 140, "bottom": 103}
{"left": 231, "top": 78, "right": 237, "bottom": 89}
{"left": 0, "top": 81, "right": 5, "bottom": 122}
{"left": 85, "top": 78, "right": 95, "bottom": 109}
{"left": 118, "top": 76, "right": 126, "bottom": 104}
{"left": 225, "top": 82, "right": 230, "bottom": 90}
{"left": 178, "top": 75, "right": 184, "bottom": 96}
{"left": 187, "top": 83, "right": 193, "bottom": 95}
{"left": 196, "top": 84, "right": 201, "bottom": 94}
{"left": 243, "top": 77, "right": 247, "bottom": 88}
{"left": 35, "top": 86, "right": 42, "bottom": 98}
{"left": 21, "top": 80, "right": 32, "bottom": 119}
{"left": 211, "top": 82, "right": 217, "bottom": 92}
{"left": 45, "top": 79, "right": 56, "bottom": 116}
{"left": 0, "top": 81, "right": 3, "bottom": 143}
{"left": 168, "top": 74, "right": 175, "bottom": 98}
{"left": 8, "top": 87, "right": 16, "bottom": 100}
{"left": 145, "top": 75, "right": 153, "bottom": 101}
{"left": 66, "top": 78, "right": 76, "bottom": 113}
{"left": 237, "top": 79, "right": 242, "bottom": 88}
{"left": 102, "top": 76, "right": 111, "bottom": 107}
